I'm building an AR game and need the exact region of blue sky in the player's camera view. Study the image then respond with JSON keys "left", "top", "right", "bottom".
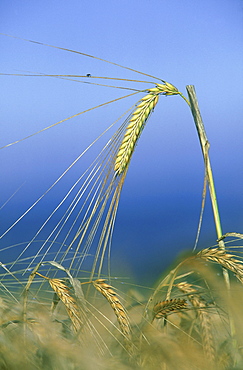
{"left": 0, "top": 0, "right": 242, "bottom": 283}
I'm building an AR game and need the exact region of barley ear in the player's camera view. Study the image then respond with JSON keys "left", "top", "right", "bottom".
{"left": 48, "top": 278, "right": 83, "bottom": 332}
{"left": 197, "top": 247, "right": 243, "bottom": 283}
{"left": 92, "top": 279, "right": 131, "bottom": 340}
{"left": 152, "top": 298, "right": 187, "bottom": 322}
{"left": 114, "top": 82, "right": 179, "bottom": 175}
{"left": 177, "top": 282, "right": 215, "bottom": 362}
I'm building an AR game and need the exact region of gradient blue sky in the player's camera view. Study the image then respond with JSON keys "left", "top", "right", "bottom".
{"left": 1, "top": 0, "right": 242, "bottom": 283}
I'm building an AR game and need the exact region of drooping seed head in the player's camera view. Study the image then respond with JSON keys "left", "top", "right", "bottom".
{"left": 114, "top": 91, "right": 159, "bottom": 175}
{"left": 114, "top": 82, "right": 179, "bottom": 176}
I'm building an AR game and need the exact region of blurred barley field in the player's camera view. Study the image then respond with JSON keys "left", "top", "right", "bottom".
{"left": 0, "top": 35, "right": 243, "bottom": 369}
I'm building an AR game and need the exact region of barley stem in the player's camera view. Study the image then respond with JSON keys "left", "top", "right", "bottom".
{"left": 185, "top": 85, "right": 223, "bottom": 243}
{"left": 185, "top": 85, "right": 235, "bottom": 339}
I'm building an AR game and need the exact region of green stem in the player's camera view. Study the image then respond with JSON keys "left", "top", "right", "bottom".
{"left": 178, "top": 92, "right": 191, "bottom": 107}
{"left": 184, "top": 85, "right": 223, "bottom": 242}
{"left": 184, "top": 85, "right": 235, "bottom": 340}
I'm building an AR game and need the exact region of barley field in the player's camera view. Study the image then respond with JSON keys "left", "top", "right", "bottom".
{"left": 1, "top": 2, "right": 242, "bottom": 368}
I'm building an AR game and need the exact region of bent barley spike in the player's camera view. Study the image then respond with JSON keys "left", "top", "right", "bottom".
{"left": 114, "top": 82, "right": 179, "bottom": 176}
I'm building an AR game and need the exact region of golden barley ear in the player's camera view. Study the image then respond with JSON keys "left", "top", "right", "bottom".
{"left": 114, "top": 82, "right": 179, "bottom": 175}
{"left": 152, "top": 298, "right": 187, "bottom": 322}
{"left": 48, "top": 278, "right": 83, "bottom": 333}
{"left": 177, "top": 282, "right": 215, "bottom": 362}
{"left": 92, "top": 279, "right": 131, "bottom": 341}
{"left": 197, "top": 247, "right": 243, "bottom": 283}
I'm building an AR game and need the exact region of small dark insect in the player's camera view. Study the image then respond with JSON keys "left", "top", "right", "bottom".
{"left": 86, "top": 73, "right": 91, "bottom": 77}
